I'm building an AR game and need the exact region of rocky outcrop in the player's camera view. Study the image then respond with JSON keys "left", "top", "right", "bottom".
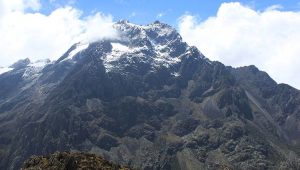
{"left": 22, "top": 152, "right": 130, "bottom": 170}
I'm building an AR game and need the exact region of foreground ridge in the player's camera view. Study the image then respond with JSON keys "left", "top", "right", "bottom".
{"left": 22, "top": 152, "right": 131, "bottom": 170}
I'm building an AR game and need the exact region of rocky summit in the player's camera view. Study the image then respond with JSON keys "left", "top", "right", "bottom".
{"left": 1, "top": 20, "right": 300, "bottom": 170}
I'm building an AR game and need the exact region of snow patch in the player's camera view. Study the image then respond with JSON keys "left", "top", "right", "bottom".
{"left": 28, "top": 59, "right": 50, "bottom": 68}
{"left": 0, "top": 67, "right": 13, "bottom": 75}
{"left": 105, "top": 43, "right": 132, "bottom": 62}
{"left": 171, "top": 72, "right": 180, "bottom": 77}
{"left": 103, "top": 40, "right": 182, "bottom": 72}
{"left": 65, "top": 43, "right": 89, "bottom": 61}
{"left": 103, "top": 43, "right": 137, "bottom": 72}
{"left": 23, "top": 59, "right": 51, "bottom": 80}
{"left": 153, "top": 55, "right": 181, "bottom": 68}
{"left": 153, "top": 43, "right": 181, "bottom": 68}
{"left": 111, "top": 43, "right": 130, "bottom": 52}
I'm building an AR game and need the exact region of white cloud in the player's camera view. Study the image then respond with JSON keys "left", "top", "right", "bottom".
{"left": 0, "top": 0, "right": 41, "bottom": 14}
{"left": 0, "top": 0, "right": 118, "bottom": 66}
{"left": 178, "top": 2, "right": 300, "bottom": 89}
{"left": 49, "top": 0, "right": 76, "bottom": 7}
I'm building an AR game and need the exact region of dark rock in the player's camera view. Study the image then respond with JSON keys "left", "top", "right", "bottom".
{"left": 172, "top": 118, "right": 200, "bottom": 136}
{"left": 10, "top": 58, "right": 30, "bottom": 69}
{"left": 96, "top": 135, "right": 119, "bottom": 151}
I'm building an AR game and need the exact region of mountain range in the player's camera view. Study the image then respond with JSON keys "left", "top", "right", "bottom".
{"left": 0, "top": 20, "right": 300, "bottom": 170}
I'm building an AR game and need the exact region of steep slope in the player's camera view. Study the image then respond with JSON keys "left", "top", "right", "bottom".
{"left": 0, "top": 20, "right": 300, "bottom": 170}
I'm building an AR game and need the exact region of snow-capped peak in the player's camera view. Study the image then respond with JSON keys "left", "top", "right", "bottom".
{"left": 115, "top": 20, "right": 178, "bottom": 39}
{"left": 51, "top": 21, "right": 204, "bottom": 74}
{"left": 98, "top": 21, "right": 193, "bottom": 73}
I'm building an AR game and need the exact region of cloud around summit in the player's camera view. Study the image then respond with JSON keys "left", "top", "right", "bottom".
{"left": 178, "top": 2, "right": 300, "bottom": 89}
{"left": 0, "top": 0, "right": 118, "bottom": 66}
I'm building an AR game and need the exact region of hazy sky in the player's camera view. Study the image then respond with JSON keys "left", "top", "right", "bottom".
{"left": 1, "top": 0, "right": 300, "bottom": 89}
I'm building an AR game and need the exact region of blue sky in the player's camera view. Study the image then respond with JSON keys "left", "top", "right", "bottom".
{"left": 40, "top": 0, "right": 300, "bottom": 26}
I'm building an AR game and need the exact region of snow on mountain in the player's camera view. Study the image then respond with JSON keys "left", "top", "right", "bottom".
{"left": 102, "top": 40, "right": 182, "bottom": 72}
{"left": 102, "top": 42, "right": 138, "bottom": 72}
{"left": 99, "top": 21, "right": 189, "bottom": 72}
{"left": 23, "top": 59, "right": 51, "bottom": 80}
{"left": 0, "top": 67, "right": 13, "bottom": 75}
{"left": 111, "top": 42, "right": 130, "bottom": 52}
{"left": 104, "top": 43, "right": 132, "bottom": 62}
{"left": 28, "top": 59, "right": 51, "bottom": 68}
{"left": 3, "top": 21, "right": 198, "bottom": 77}
{"left": 61, "top": 43, "right": 90, "bottom": 62}
{"left": 115, "top": 20, "right": 175, "bottom": 39}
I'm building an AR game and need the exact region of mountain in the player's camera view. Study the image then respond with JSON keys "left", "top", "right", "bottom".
{"left": 1, "top": 20, "right": 300, "bottom": 170}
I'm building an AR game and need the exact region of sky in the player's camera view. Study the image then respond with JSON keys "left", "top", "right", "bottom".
{"left": 1, "top": 0, "right": 300, "bottom": 89}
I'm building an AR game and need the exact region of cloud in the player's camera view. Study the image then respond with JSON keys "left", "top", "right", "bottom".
{"left": 0, "top": 0, "right": 118, "bottom": 66}
{"left": 0, "top": 0, "right": 41, "bottom": 13}
{"left": 178, "top": 2, "right": 300, "bottom": 89}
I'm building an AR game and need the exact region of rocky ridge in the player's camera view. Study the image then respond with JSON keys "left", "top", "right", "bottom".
{"left": 22, "top": 152, "right": 130, "bottom": 170}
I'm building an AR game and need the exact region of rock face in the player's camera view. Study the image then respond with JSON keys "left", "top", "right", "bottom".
{"left": 22, "top": 152, "right": 130, "bottom": 170}
{"left": 1, "top": 20, "right": 300, "bottom": 170}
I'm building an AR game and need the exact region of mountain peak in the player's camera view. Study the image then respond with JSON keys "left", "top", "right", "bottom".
{"left": 153, "top": 20, "right": 161, "bottom": 24}
{"left": 56, "top": 21, "right": 196, "bottom": 74}
{"left": 113, "top": 20, "right": 177, "bottom": 39}
{"left": 10, "top": 58, "right": 31, "bottom": 69}
{"left": 116, "top": 19, "right": 130, "bottom": 24}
